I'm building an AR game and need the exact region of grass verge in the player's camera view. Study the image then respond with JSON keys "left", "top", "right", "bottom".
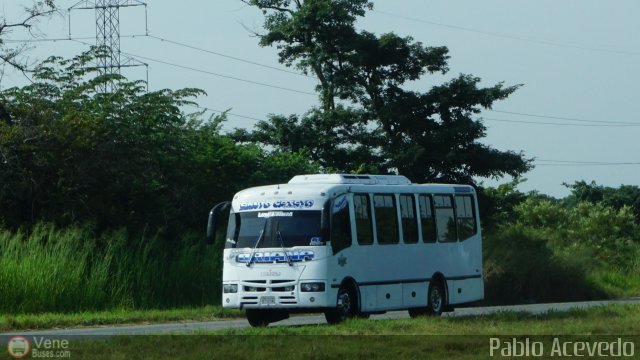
{"left": 214, "top": 304, "right": 640, "bottom": 336}
{"left": 21, "top": 304, "right": 637, "bottom": 360}
{"left": 0, "top": 306, "right": 242, "bottom": 332}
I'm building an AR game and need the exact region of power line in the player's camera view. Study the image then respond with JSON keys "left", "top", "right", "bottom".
{"left": 19, "top": 38, "right": 640, "bottom": 129}
{"left": 488, "top": 109, "right": 640, "bottom": 125}
{"left": 190, "top": 107, "right": 640, "bottom": 129}
{"left": 71, "top": 38, "right": 317, "bottom": 97}
{"left": 7, "top": 39, "right": 638, "bottom": 128}
{"left": 373, "top": 10, "right": 640, "bottom": 56}
{"left": 2, "top": 35, "right": 144, "bottom": 43}
{"left": 535, "top": 161, "right": 640, "bottom": 166}
{"left": 182, "top": 108, "right": 640, "bottom": 167}
{"left": 147, "top": 35, "right": 314, "bottom": 79}
{"left": 536, "top": 164, "right": 640, "bottom": 167}
{"left": 185, "top": 104, "right": 266, "bottom": 123}
{"left": 13, "top": 34, "right": 316, "bottom": 82}
{"left": 482, "top": 117, "right": 640, "bottom": 127}
{"left": 182, "top": 107, "right": 640, "bottom": 167}
{"left": 116, "top": 50, "right": 317, "bottom": 96}
{"left": 537, "top": 159, "right": 640, "bottom": 164}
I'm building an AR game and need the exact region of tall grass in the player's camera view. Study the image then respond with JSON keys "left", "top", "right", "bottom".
{"left": 483, "top": 201, "right": 640, "bottom": 304}
{"left": 0, "top": 223, "right": 222, "bottom": 314}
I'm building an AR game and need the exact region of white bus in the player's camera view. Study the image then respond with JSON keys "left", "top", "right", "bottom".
{"left": 207, "top": 174, "right": 483, "bottom": 327}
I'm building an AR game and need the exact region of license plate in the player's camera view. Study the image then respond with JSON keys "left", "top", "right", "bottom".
{"left": 260, "top": 296, "right": 276, "bottom": 305}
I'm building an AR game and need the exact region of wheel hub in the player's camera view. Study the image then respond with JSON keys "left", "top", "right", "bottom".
{"left": 338, "top": 292, "right": 351, "bottom": 314}
{"left": 430, "top": 288, "right": 442, "bottom": 312}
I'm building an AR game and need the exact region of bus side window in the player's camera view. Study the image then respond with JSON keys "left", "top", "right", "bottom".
{"left": 330, "top": 195, "right": 352, "bottom": 254}
{"left": 399, "top": 194, "right": 419, "bottom": 244}
{"left": 419, "top": 195, "right": 436, "bottom": 243}
{"left": 354, "top": 194, "right": 374, "bottom": 245}
{"left": 433, "top": 195, "right": 457, "bottom": 242}
{"left": 374, "top": 194, "right": 399, "bottom": 244}
{"left": 455, "top": 195, "right": 477, "bottom": 241}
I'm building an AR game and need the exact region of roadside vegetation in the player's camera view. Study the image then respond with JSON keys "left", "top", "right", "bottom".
{"left": 0, "top": 225, "right": 224, "bottom": 314}
{"left": 211, "top": 304, "right": 640, "bottom": 336}
{"left": 481, "top": 180, "right": 640, "bottom": 305}
{"left": 0, "top": 306, "right": 242, "bottom": 333}
{"left": 9, "top": 304, "right": 635, "bottom": 360}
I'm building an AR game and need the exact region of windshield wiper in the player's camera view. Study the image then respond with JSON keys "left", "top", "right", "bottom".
{"left": 246, "top": 222, "right": 267, "bottom": 268}
{"left": 276, "top": 227, "right": 293, "bottom": 267}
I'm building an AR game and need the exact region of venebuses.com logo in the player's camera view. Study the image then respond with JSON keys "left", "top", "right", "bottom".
{"left": 5, "top": 335, "right": 71, "bottom": 358}
{"left": 7, "top": 336, "right": 31, "bottom": 358}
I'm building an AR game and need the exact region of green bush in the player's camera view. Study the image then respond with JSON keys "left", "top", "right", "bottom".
{"left": 484, "top": 195, "right": 640, "bottom": 304}
{"left": 483, "top": 224, "right": 605, "bottom": 304}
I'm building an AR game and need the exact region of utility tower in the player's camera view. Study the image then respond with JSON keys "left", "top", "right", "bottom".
{"left": 69, "top": 0, "right": 148, "bottom": 92}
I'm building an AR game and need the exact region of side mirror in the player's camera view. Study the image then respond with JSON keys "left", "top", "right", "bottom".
{"left": 206, "top": 201, "right": 231, "bottom": 244}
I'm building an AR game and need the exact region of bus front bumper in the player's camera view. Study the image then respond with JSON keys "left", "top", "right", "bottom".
{"left": 222, "top": 282, "right": 331, "bottom": 309}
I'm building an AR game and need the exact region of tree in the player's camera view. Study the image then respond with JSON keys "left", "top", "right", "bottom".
{"left": 1, "top": 1, "right": 57, "bottom": 125}
{"left": 232, "top": 105, "right": 386, "bottom": 173}
{"left": 0, "top": 48, "right": 318, "bottom": 231}
{"left": 564, "top": 181, "right": 640, "bottom": 224}
{"left": 239, "top": 0, "right": 532, "bottom": 183}
{"left": 0, "top": 1, "right": 57, "bottom": 73}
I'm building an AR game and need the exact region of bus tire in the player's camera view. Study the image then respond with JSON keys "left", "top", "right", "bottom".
{"left": 325, "top": 285, "right": 357, "bottom": 324}
{"left": 246, "top": 309, "right": 289, "bottom": 327}
{"left": 426, "top": 280, "right": 446, "bottom": 316}
{"left": 246, "top": 309, "right": 270, "bottom": 327}
{"left": 408, "top": 307, "right": 428, "bottom": 318}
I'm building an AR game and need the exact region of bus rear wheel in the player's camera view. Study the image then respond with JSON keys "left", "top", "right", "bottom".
{"left": 325, "top": 285, "right": 357, "bottom": 324}
{"left": 427, "top": 280, "right": 446, "bottom": 316}
{"left": 408, "top": 307, "right": 428, "bottom": 318}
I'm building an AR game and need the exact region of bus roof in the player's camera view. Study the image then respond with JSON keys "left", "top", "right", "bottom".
{"left": 231, "top": 175, "right": 475, "bottom": 212}
{"left": 288, "top": 174, "right": 412, "bottom": 186}
{"left": 233, "top": 175, "right": 475, "bottom": 203}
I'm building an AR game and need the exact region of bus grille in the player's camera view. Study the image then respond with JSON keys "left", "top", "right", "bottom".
{"left": 240, "top": 280, "right": 298, "bottom": 305}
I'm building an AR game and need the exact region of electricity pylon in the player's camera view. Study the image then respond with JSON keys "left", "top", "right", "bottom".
{"left": 69, "top": 0, "right": 148, "bottom": 92}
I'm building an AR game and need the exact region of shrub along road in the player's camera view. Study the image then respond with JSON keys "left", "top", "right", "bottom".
{"left": 2, "top": 299, "right": 639, "bottom": 337}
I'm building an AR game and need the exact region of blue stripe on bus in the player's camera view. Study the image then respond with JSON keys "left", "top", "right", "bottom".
{"left": 330, "top": 274, "right": 482, "bottom": 288}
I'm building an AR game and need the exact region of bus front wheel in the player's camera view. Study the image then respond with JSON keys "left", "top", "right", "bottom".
{"left": 246, "top": 309, "right": 269, "bottom": 327}
{"left": 325, "top": 285, "right": 357, "bottom": 324}
{"left": 245, "top": 309, "right": 289, "bottom": 327}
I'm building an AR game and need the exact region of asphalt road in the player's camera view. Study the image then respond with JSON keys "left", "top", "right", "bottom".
{"left": 3, "top": 299, "right": 639, "bottom": 337}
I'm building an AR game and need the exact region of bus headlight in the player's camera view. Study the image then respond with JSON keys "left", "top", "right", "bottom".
{"left": 300, "top": 282, "right": 325, "bottom": 292}
{"left": 223, "top": 284, "right": 238, "bottom": 293}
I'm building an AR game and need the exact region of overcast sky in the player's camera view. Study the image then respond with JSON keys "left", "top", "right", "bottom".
{"left": 2, "top": 0, "right": 639, "bottom": 197}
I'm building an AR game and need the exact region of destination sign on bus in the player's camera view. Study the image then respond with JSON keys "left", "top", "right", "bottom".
{"left": 257, "top": 211, "right": 293, "bottom": 218}
{"left": 239, "top": 200, "right": 315, "bottom": 211}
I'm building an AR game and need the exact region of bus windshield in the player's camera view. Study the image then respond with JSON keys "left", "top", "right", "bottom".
{"left": 225, "top": 210, "right": 323, "bottom": 249}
